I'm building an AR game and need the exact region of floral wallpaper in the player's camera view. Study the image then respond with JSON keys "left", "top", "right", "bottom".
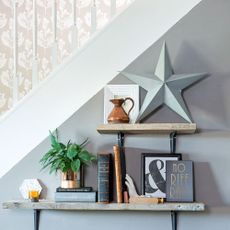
{"left": 0, "top": 0, "right": 133, "bottom": 116}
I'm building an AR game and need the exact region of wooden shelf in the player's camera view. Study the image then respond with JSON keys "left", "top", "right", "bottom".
{"left": 97, "top": 123, "right": 196, "bottom": 134}
{"left": 3, "top": 200, "right": 204, "bottom": 212}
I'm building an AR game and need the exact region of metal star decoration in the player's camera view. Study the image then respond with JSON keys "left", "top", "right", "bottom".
{"left": 121, "top": 42, "right": 207, "bottom": 123}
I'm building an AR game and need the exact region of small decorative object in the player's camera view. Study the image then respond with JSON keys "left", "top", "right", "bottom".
{"left": 125, "top": 174, "right": 164, "bottom": 204}
{"left": 125, "top": 174, "right": 138, "bottom": 197}
{"left": 129, "top": 196, "right": 164, "bottom": 204}
{"left": 141, "top": 153, "right": 181, "bottom": 198}
{"left": 40, "top": 130, "right": 96, "bottom": 189}
{"left": 107, "top": 97, "right": 134, "bottom": 124}
{"left": 28, "top": 190, "right": 39, "bottom": 202}
{"left": 104, "top": 84, "right": 139, "bottom": 123}
{"left": 166, "top": 160, "right": 194, "bottom": 202}
{"left": 19, "top": 179, "right": 42, "bottom": 199}
{"left": 97, "top": 153, "right": 112, "bottom": 203}
{"left": 61, "top": 168, "right": 83, "bottom": 189}
{"left": 121, "top": 42, "right": 207, "bottom": 123}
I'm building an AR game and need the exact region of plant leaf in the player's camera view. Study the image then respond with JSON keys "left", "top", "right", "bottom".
{"left": 79, "top": 138, "right": 89, "bottom": 147}
{"left": 49, "top": 130, "right": 61, "bottom": 150}
{"left": 78, "top": 150, "right": 92, "bottom": 163}
{"left": 67, "top": 145, "right": 78, "bottom": 160}
{"left": 71, "top": 159, "right": 81, "bottom": 172}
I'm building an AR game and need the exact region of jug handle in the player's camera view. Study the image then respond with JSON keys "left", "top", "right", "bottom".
{"left": 123, "top": 97, "right": 134, "bottom": 116}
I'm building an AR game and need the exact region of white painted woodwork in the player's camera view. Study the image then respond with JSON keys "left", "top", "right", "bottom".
{"left": 90, "top": 0, "right": 97, "bottom": 34}
{"left": 72, "top": 0, "right": 78, "bottom": 50}
{"left": 32, "top": 0, "right": 38, "bottom": 87}
{"left": 110, "top": 0, "right": 116, "bottom": 18}
{"left": 52, "top": 0, "right": 58, "bottom": 68}
{"left": 52, "top": 42, "right": 58, "bottom": 68}
{"left": 13, "top": 0, "right": 18, "bottom": 105}
{"left": 0, "top": 0, "right": 202, "bottom": 178}
{"left": 2, "top": 200, "right": 205, "bottom": 211}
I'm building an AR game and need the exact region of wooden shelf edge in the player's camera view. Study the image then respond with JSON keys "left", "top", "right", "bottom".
{"left": 97, "top": 123, "right": 196, "bottom": 134}
{"left": 2, "top": 200, "right": 204, "bottom": 212}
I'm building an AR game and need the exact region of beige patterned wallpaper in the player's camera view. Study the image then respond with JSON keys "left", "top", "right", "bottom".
{"left": 0, "top": 0, "right": 133, "bottom": 116}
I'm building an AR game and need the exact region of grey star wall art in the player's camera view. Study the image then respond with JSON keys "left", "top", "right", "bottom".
{"left": 121, "top": 42, "right": 207, "bottom": 123}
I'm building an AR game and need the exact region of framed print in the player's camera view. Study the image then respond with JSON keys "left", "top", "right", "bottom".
{"left": 104, "top": 84, "right": 139, "bottom": 124}
{"left": 141, "top": 153, "right": 182, "bottom": 198}
{"left": 166, "top": 160, "right": 194, "bottom": 202}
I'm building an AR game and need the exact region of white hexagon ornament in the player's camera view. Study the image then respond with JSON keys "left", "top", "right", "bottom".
{"left": 19, "top": 179, "right": 42, "bottom": 199}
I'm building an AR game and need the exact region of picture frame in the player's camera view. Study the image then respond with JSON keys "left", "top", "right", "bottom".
{"left": 104, "top": 84, "right": 139, "bottom": 124}
{"left": 141, "top": 153, "right": 182, "bottom": 198}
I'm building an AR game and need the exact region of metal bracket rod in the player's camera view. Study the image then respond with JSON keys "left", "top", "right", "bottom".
{"left": 170, "top": 132, "right": 177, "bottom": 154}
{"left": 171, "top": 211, "right": 177, "bottom": 230}
{"left": 117, "top": 132, "right": 124, "bottom": 148}
{"left": 34, "top": 209, "right": 40, "bottom": 230}
{"left": 117, "top": 132, "right": 126, "bottom": 192}
{"left": 170, "top": 131, "right": 177, "bottom": 230}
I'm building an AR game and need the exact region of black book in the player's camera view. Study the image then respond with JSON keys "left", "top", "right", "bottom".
{"left": 97, "top": 153, "right": 112, "bottom": 203}
{"left": 56, "top": 187, "right": 93, "bottom": 192}
{"left": 166, "top": 160, "right": 194, "bottom": 202}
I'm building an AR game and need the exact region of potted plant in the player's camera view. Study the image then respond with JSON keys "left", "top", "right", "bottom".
{"left": 40, "top": 130, "right": 96, "bottom": 188}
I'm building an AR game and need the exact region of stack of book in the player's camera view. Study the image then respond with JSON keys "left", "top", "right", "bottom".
{"left": 55, "top": 187, "right": 97, "bottom": 202}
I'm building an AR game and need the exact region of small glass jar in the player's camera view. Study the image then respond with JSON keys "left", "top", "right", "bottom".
{"left": 28, "top": 190, "right": 39, "bottom": 202}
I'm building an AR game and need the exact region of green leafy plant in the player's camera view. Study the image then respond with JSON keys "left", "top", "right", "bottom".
{"left": 40, "top": 130, "right": 96, "bottom": 174}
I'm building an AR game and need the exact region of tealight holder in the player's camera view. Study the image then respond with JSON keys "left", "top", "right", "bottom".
{"left": 28, "top": 190, "right": 39, "bottom": 202}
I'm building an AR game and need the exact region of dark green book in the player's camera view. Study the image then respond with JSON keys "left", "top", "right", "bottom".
{"left": 97, "top": 153, "right": 112, "bottom": 203}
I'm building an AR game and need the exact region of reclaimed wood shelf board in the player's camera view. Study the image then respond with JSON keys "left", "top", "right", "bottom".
{"left": 3, "top": 200, "right": 204, "bottom": 212}
{"left": 97, "top": 123, "right": 196, "bottom": 134}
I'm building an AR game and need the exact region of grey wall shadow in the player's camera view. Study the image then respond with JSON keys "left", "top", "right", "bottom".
{"left": 194, "top": 162, "right": 225, "bottom": 208}
{"left": 38, "top": 179, "right": 48, "bottom": 200}
{"left": 183, "top": 154, "right": 225, "bottom": 209}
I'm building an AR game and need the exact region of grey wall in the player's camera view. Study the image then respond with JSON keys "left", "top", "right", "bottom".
{"left": 1, "top": 0, "right": 230, "bottom": 229}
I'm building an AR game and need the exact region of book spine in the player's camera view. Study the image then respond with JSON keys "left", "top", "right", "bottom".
{"left": 56, "top": 187, "right": 92, "bottom": 192}
{"left": 113, "top": 145, "right": 123, "bottom": 203}
{"left": 97, "top": 153, "right": 111, "bottom": 203}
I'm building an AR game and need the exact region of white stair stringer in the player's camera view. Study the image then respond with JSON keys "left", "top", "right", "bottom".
{"left": 0, "top": 0, "right": 202, "bottom": 178}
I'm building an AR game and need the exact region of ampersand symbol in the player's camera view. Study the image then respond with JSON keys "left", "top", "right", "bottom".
{"left": 145, "top": 159, "right": 166, "bottom": 193}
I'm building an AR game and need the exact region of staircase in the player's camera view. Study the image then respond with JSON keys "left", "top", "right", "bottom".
{"left": 0, "top": 0, "right": 202, "bottom": 178}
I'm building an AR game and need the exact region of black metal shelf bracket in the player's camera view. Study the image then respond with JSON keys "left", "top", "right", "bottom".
{"left": 117, "top": 132, "right": 125, "bottom": 148}
{"left": 169, "top": 131, "right": 178, "bottom": 230}
{"left": 117, "top": 132, "right": 126, "bottom": 191}
{"left": 170, "top": 131, "right": 177, "bottom": 154}
{"left": 34, "top": 209, "right": 40, "bottom": 230}
{"left": 171, "top": 211, "right": 177, "bottom": 230}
